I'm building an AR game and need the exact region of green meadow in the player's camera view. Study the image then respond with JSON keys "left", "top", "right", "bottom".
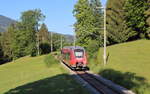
{"left": 0, "top": 54, "right": 89, "bottom": 94}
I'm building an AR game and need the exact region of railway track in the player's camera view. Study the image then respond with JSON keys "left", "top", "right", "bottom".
{"left": 61, "top": 61, "right": 121, "bottom": 94}
{"left": 76, "top": 71, "right": 120, "bottom": 94}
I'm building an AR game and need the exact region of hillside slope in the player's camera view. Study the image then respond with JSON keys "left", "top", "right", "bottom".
{"left": 0, "top": 15, "right": 15, "bottom": 32}
{"left": 89, "top": 40, "right": 150, "bottom": 94}
{"left": 0, "top": 54, "right": 89, "bottom": 94}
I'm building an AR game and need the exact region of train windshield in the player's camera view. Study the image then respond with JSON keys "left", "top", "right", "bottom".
{"left": 74, "top": 49, "right": 84, "bottom": 58}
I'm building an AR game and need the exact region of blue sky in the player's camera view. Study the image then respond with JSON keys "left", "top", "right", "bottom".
{"left": 0, "top": 0, "right": 107, "bottom": 35}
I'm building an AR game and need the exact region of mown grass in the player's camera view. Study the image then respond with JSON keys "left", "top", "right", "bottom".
{"left": 0, "top": 54, "right": 90, "bottom": 94}
{"left": 89, "top": 39, "right": 150, "bottom": 94}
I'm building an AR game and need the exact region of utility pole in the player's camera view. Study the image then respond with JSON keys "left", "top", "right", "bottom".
{"left": 60, "top": 35, "right": 63, "bottom": 49}
{"left": 103, "top": 7, "right": 107, "bottom": 66}
{"left": 69, "top": 25, "right": 76, "bottom": 47}
{"left": 50, "top": 31, "right": 53, "bottom": 52}
{"left": 96, "top": 7, "right": 107, "bottom": 66}
{"left": 36, "top": 24, "right": 40, "bottom": 56}
{"left": 74, "top": 31, "right": 76, "bottom": 47}
{"left": 37, "top": 33, "right": 40, "bottom": 55}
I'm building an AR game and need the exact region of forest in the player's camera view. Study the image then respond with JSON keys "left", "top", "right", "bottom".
{"left": 0, "top": 9, "right": 72, "bottom": 64}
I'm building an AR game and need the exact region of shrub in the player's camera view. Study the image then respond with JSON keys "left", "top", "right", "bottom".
{"left": 40, "top": 43, "right": 51, "bottom": 55}
{"left": 44, "top": 54, "right": 59, "bottom": 68}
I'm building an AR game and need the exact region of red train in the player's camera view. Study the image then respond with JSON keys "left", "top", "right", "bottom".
{"left": 61, "top": 46, "right": 89, "bottom": 70}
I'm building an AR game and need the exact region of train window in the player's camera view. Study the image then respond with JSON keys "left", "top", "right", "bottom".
{"left": 74, "top": 49, "right": 84, "bottom": 58}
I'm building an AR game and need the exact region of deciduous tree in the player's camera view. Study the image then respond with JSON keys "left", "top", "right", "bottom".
{"left": 73, "top": 0, "right": 103, "bottom": 48}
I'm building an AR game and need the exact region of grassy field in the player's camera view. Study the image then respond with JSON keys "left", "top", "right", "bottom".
{"left": 0, "top": 54, "right": 90, "bottom": 94}
{"left": 89, "top": 39, "right": 150, "bottom": 94}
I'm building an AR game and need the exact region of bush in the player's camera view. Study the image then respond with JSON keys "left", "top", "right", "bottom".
{"left": 40, "top": 43, "right": 51, "bottom": 55}
{"left": 44, "top": 54, "right": 59, "bottom": 68}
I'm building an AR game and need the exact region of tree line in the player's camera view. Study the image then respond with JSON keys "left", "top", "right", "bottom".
{"left": 73, "top": 0, "right": 150, "bottom": 55}
{"left": 0, "top": 9, "right": 70, "bottom": 64}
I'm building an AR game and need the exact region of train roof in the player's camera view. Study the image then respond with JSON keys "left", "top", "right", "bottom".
{"left": 63, "top": 46, "right": 85, "bottom": 50}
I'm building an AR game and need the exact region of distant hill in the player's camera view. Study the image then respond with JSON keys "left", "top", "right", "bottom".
{"left": 0, "top": 15, "right": 15, "bottom": 32}
{"left": 0, "top": 15, "right": 74, "bottom": 43}
{"left": 49, "top": 32, "right": 74, "bottom": 43}
{"left": 63, "top": 34, "right": 74, "bottom": 43}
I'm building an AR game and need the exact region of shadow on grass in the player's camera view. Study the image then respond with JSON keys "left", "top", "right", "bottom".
{"left": 4, "top": 74, "right": 87, "bottom": 94}
{"left": 99, "top": 69, "right": 150, "bottom": 94}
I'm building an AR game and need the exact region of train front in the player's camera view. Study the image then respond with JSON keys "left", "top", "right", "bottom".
{"left": 71, "top": 48, "right": 89, "bottom": 70}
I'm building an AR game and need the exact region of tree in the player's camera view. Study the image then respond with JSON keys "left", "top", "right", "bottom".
{"left": 12, "top": 9, "right": 45, "bottom": 58}
{"left": 90, "top": 0, "right": 104, "bottom": 46}
{"left": 0, "top": 32, "right": 4, "bottom": 64}
{"left": 73, "top": 0, "right": 103, "bottom": 48}
{"left": 12, "top": 22, "right": 28, "bottom": 58}
{"left": 1, "top": 24, "right": 14, "bottom": 60}
{"left": 106, "top": 0, "right": 131, "bottom": 44}
{"left": 39, "top": 23, "right": 50, "bottom": 54}
{"left": 21, "top": 9, "right": 45, "bottom": 56}
{"left": 73, "top": 0, "right": 93, "bottom": 47}
{"left": 145, "top": 0, "right": 150, "bottom": 38}
{"left": 39, "top": 23, "right": 49, "bottom": 43}
{"left": 124, "top": 0, "right": 149, "bottom": 39}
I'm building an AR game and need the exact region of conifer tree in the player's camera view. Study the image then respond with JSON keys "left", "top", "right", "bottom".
{"left": 39, "top": 23, "right": 49, "bottom": 43}
{"left": 124, "top": 0, "right": 149, "bottom": 39}
{"left": 145, "top": 0, "right": 150, "bottom": 38}
{"left": 39, "top": 23, "right": 50, "bottom": 54}
{"left": 106, "top": 0, "right": 131, "bottom": 44}
{"left": 0, "top": 32, "right": 4, "bottom": 63}
{"left": 1, "top": 24, "right": 14, "bottom": 60}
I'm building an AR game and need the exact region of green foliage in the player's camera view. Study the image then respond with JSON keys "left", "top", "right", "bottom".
{"left": 44, "top": 54, "right": 58, "bottom": 68}
{"left": 106, "top": 0, "right": 132, "bottom": 44}
{"left": 145, "top": 0, "right": 150, "bottom": 38}
{"left": 39, "top": 23, "right": 49, "bottom": 43}
{"left": 50, "top": 33, "right": 68, "bottom": 51}
{"left": 11, "top": 9, "right": 45, "bottom": 59}
{"left": 39, "top": 43, "right": 51, "bottom": 55}
{"left": 73, "top": 0, "right": 103, "bottom": 48}
{"left": 86, "top": 40, "right": 99, "bottom": 57}
{"left": 106, "top": 0, "right": 150, "bottom": 44}
{"left": 0, "top": 32, "right": 4, "bottom": 64}
{"left": 21, "top": 9, "right": 45, "bottom": 56}
{"left": 124, "top": 0, "right": 149, "bottom": 39}
{"left": 39, "top": 23, "right": 50, "bottom": 54}
{"left": 1, "top": 24, "right": 14, "bottom": 60}
{"left": 90, "top": 0, "right": 104, "bottom": 46}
